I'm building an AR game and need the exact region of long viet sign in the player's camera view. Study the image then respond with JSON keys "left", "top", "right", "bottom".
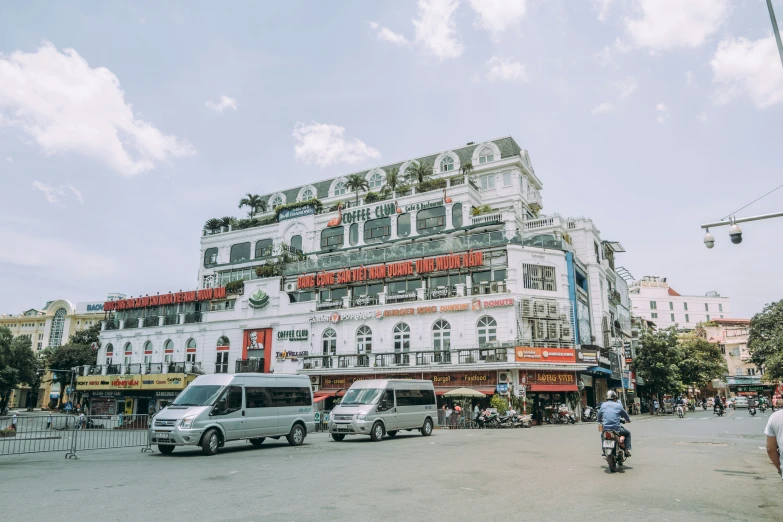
{"left": 103, "top": 287, "right": 227, "bottom": 311}
{"left": 297, "top": 251, "right": 484, "bottom": 290}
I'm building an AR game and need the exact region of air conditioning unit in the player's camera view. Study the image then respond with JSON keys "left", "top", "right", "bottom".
{"left": 546, "top": 300, "right": 559, "bottom": 317}
{"left": 499, "top": 372, "right": 510, "bottom": 383}
{"left": 284, "top": 280, "right": 298, "bottom": 293}
{"left": 547, "top": 322, "right": 560, "bottom": 340}
{"left": 520, "top": 298, "right": 533, "bottom": 317}
{"left": 533, "top": 300, "right": 547, "bottom": 317}
{"left": 560, "top": 325, "right": 572, "bottom": 340}
{"left": 534, "top": 320, "right": 548, "bottom": 339}
{"left": 309, "top": 375, "right": 320, "bottom": 385}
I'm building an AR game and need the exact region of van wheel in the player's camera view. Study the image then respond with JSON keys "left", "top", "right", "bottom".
{"left": 249, "top": 438, "right": 265, "bottom": 447}
{"left": 370, "top": 422, "right": 384, "bottom": 442}
{"left": 287, "top": 424, "right": 305, "bottom": 446}
{"left": 420, "top": 418, "right": 433, "bottom": 437}
{"left": 158, "top": 444, "right": 175, "bottom": 455}
{"left": 331, "top": 434, "right": 345, "bottom": 442}
{"left": 386, "top": 430, "right": 398, "bottom": 437}
{"left": 201, "top": 429, "right": 220, "bottom": 456}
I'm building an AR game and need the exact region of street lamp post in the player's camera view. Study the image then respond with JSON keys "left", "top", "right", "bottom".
{"left": 701, "top": 211, "right": 783, "bottom": 248}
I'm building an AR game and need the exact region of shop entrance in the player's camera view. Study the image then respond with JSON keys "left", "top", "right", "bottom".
{"left": 530, "top": 392, "right": 566, "bottom": 424}
{"left": 136, "top": 398, "right": 149, "bottom": 416}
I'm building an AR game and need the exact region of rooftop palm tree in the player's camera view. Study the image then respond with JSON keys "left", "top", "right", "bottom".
{"left": 239, "top": 193, "right": 264, "bottom": 218}
{"left": 346, "top": 174, "right": 370, "bottom": 206}
{"left": 220, "top": 216, "right": 237, "bottom": 228}
{"left": 383, "top": 168, "right": 402, "bottom": 195}
{"left": 204, "top": 218, "right": 222, "bottom": 233}
{"left": 408, "top": 162, "right": 433, "bottom": 188}
{"left": 461, "top": 161, "right": 473, "bottom": 176}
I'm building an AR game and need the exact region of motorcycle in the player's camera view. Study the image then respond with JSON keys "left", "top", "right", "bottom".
{"left": 479, "top": 411, "right": 500, "bottom": 429}
{"left": 688, "top": 402, "right": 695, "bottom": 412}
{"left": 702, "top": 402, "right": 707, "bottom": 411}
{"left": 749, "top": 405, "right": 757, "bottom": 417}
{"left": 556, "top": 404, "right": 576, "bottom": 424}
{"left": 516, "top": 413, "right": 533, "bottom": 428}
{"left": 498, "top": 411, "right": 516, "bottom": 428}
{"left": 582, "top": 405, "right": 598, "bottom": 423}
{"left": 760, "top": 403, "right": 767, "bottom": 413}
{"left": 714, "top": 405, "right": 724, "bottom": 417}
{"left": 676, "top": 404, "right": 684, "bottom": 418}
{"left": 601, "top": 420, "right": 630, "bottom": 473}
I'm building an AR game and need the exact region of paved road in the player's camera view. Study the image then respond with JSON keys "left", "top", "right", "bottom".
{"left": 1, "top": 409, "right": 780, "bottom": 521}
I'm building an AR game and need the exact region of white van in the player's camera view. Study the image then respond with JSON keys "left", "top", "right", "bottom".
{"left": 150, "top": 373, "right": 315, "bottom": 456}
{"left": 328, "top": 379, "right": 437, "bottom": 442}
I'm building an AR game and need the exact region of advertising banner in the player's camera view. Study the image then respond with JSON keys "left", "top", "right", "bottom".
{"left": 242, "top": 328, "right": 273, "bottom": 371}
{"left": 515, "top": 347, "right": 577, "bottom": 364}
{"left": 77, "top": 374, "right": 194, "bottom": 391}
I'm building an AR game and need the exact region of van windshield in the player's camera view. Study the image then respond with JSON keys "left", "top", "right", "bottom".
{"left": 172, "top": 385, "right": 223, "bottom": 406}
{"left": 341, "top": 388, "right": 383, "bottom": 406}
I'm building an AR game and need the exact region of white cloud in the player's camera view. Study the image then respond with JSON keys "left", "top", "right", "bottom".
{"left": 4, "top": 156, "right": 12, "bottom": 163}
{"left": 595, "top": 38, "right": 630, "bottom": 68}
{"left": 592, "top": 102, "right": 615, "bottom": 114}
{"left": 710, "top": 36, "right": 783, "bottom": 109}
{"left": 469, "top": 0, "right": 527, "bottom": 39}
{"left": 413, "top": 0, "right": 463, "bottom": 60}
{"left": 697, "top": 112, "right": 708, "bottom": 122}
{"left": 32, "top": 181, "right": 83, "bottom": 205}
{"left": 593, "top": 0, "right": 618, "bottom": 21}
{"left": 625, "top": 0, "right": 729, "bottom": 51}
{"left": 686, "top": 70, "right": 694, "bottom": 87}
{"left": 616, "top": 77, "right": 637, "bottom": 98}
{"left": 292, "top": 122, "right": 380, "bottom": 167}
{"left": 0, "top": 42, "right": 195, "bottom": 176}
{"left": 368, "top": 21, "right": 409, "bottom": 46}
{"left": 656, "top": 102, "right": 670, "bottom": 123}
{"left": 0, "top": 228, "right": 118, "bottom": 279}
{"left": 486, "top": 56, "right": 528, "bottom": 82}
{"left": 205, "top": 95, "right": 237, "bottom": 113}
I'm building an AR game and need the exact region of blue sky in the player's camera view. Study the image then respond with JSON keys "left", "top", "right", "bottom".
{"left": 1, "top": 0, "right": 782, "bottom": 318}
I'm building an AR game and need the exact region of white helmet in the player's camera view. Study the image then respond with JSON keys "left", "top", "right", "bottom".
{"left": 606, "top": 390, "right": 618, "bottom": 401}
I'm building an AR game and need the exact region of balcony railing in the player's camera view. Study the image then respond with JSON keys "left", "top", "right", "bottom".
{"left": 236, "top": 358, "right": 264, "bottom": 373}
{"left": 470, "top": 213, "right": 502, "bottom": 226}
{"left": 427, "top": 286, "right": 455, "bottom": 300}
{"left": 105, "top": 320, "right": 118, "bottom": 330}
{"left": 301, "top": 347, "right": 510, "bottom": 370}
{"left": 184, "top": 312, "right": 203, "bottom": 324}
{"left": 316, "top": 300, "right": 343, "bottom": 311}
{"left": 472, "top": 281, "right": 508, "bottom": 295}
{"left": 351, "top": 295, "right": 379, "bottom": 308}
{"left": 164, "top": 314, "right": 179, "bottom": 326}
{"left": 106, "top": 364, "right": 120, "bottom": 374}
{"left": 166, "top": 361, "right": 202, "bottom": 374}
{"left": 608, "top": 290, "right": 622, "bottom": 305}
{"left": 126, "top": 363, "right": 142, "bottom": 374}
{"left": 145, "top": 363, "right": 163, "bottom": 374}
{"left": 87, "top": 365, "right": 103, "bottom": 375}
{"left": 123, "top": 319, "right": 138, "bottom": 330}
{"left": 386, "top": 291, "right": 418, "bottom": 304}
{"left": 143, "top": 316, "right": 159, "bottom": 328}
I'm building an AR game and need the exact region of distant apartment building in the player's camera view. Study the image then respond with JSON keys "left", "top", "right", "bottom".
{"left": 628, "top": 276, "right": 730, "bottom": 331}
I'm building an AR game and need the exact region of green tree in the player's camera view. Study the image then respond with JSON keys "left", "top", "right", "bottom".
{"left": 204, "top": 218, "right": 222, "bottom": 233}
{"left": 219, "top": 216, "right": 237, "bottom": 229}
{"left": 68, "top": 322, "right": 102, "bottom": 346}
{"left": 238, "top": 193, "right": 265, "bottom": 217}
{"left": 43, "top": 344, "right": 97, "bottom": 407}
{"left": 679, "top": 334, "right": 728, "bottom": 390}
{"left": 490, "top": 394, "right": 508, "bottom": 415}
{"left": 382, "top": 168, "right": 402, "bottom": 194}
{"left": 0, "top": 327, "right": 39, "bottom": 412}
{"left": 460, "top": 161, "right": 473, "bottom": 176}
{"left": 748, "top": 300, "right": 783, "bottom": 382}
{"left": 633, "top": 326, "right": 684, "bottom": 397}
{"left": 408, "top": 162, "right": 433, "bottom": 188}
{"left": 345, "top": 174, "right": 370, "bottom": 206}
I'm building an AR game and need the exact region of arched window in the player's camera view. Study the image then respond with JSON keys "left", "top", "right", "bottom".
{"left": 357, "top": 325, "right": 372, "bottom": 354}
{"left": 440, "top": 156, "right": 454, "bottom": 172}
{"left": 269, "top": 195, "right": 283, "bottom": 209}
{"left": 48, "top": 308, "right": 67, "bottom": 348}
{"left": 290, "top": 235, "right": 303, "bottom": 253}
{"left": 123, "top": 342, "right": 132, "bottom": 366}
{"left": 322, "top": 328, "right": 337, "bottom": 356}
{"left": 397, "top": 213, "right": 411, "bottom": 238}
{"left": 478, "top": 147, "right": 494, "bottom": 164}
{"left": 230, "top": 242, "right": 251, "bottom": 263}
{"left": 321, "top": 226, "right": 344, "bottom": 250}
{"left": 301, "top": 188, "right": 314, "bottom": 201}
{"left": 433, "top": 320, "right": 451, "bottom": 351}
{"left": 217, "top": 336, "right": 230, "bottom": 348}
{"left": 186, "top": 338, "right": 197, "bottom": 364}
{"left": 451, "top": 202, "right": 463, "bottom": 229}
{"left": 204, "top": 247, "right": 218, "bottom": 268}
{"left": 368, "top": 171, "right": 384, "bottom": 190}
{"left": 105, "top": 343, "right": 114, "bottom": 354}
{"left": 393, "top": 323, "right": 410, "bottom": 365}
{"left": 349, "top": 223, "right": 359, "bottom": 246}
{"left": 477, "top": 316, "right": 497, "bottom": 346}
{"left": 187, "top": 338, "right": 197, "bottom": 349}
{"left": 334, "top": 181, "right": 347, "bottom": 196}
{"left": 255, "top": 239, "right": 273, "bottom": 258}
{"left": 143, "top": 340, "right": 152, "bottom": 351}
{"left": 164, "top": 339, "right": 174, "bottom": 351}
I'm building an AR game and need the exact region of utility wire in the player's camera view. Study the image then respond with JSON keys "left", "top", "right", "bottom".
{"left": 721, "top": 184, "right": 783, "bottom": 221}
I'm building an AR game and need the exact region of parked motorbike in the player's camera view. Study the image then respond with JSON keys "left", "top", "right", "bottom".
{"left": 601, "top": 421, "right": 629, "bottom": 473}
{"left": 516, "top": 414, "right": 533, "bottom": 428}
{"left": 479, "top": 411, "right": 500, "bottom": 429}
{"left": 582, "top": 405, "right": 598, "bottom": 423}
{"left": 556, "top": 404, "right": 576, "bottom": 424}
{"left": 498, "top": 411, "right": 516, "bottom": 428}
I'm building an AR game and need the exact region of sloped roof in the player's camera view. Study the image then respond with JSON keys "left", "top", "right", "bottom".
{"left": 667, "top": 288, "right": 681, "bottom": 296}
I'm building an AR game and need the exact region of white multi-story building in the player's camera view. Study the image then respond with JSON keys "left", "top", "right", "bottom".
{"left": 92, "top": 137, "right": 630, "bottom": 418}
{"left": 629, "top": 276, "right": 731, "bottom": 330}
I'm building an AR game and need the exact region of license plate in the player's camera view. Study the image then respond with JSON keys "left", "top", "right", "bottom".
{"left": 602, "top": 440, "right": 615, "bottom": 449}
{"left": 156, "top": 432, "right": 169, "bottom": 439}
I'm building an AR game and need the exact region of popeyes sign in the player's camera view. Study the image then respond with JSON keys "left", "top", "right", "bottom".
{"left": 297, "top": 251, "right": 484, "bottom": 290}
{"left": 515, "top": 347, "right": 576, "bottom": 364}
{"left": 103, "top": 287, "right": 227, "bottom": 311}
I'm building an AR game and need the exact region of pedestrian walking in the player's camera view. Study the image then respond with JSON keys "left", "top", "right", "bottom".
{"left": 47, "top": 412, "right": 52, "bottom": 429}
{"left": 764, "top": 399, "right": 783, "bottom": 480}
{"left": 11, "top": 412, "right": 18, "bottom": 431}
{"left": 653, "top": 399, "right": 659, "bottom": 415}
{"left": 445, "top": 404, "right": 452, "bottom": 429}
{"left": 78, "top": 412, "right": 85, "bottom": 430}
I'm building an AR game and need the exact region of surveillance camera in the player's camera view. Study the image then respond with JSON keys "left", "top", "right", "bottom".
{"left": 729, "top": 223, "right": 742, "bottom": 245}
{"left": 703, "top": 231, "right": 715, "bottom": 249}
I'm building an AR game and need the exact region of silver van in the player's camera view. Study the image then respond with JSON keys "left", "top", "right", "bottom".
{"left": 329, "top": 379, "right": 437, "bottom": 442}
{"left": 150, "top": 373, "right": 315, "bottom": 456}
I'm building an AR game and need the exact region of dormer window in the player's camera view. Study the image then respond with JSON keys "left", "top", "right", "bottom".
{"left": 301, "top": 188, "right": 314, "bottom": 201}
{"left": 269, "top": 195, "right": 283, "bottom": 209}
{"left": 478, "top": 147, "right": 494, "bottom": 164}
{"left": 368, "top": 171, "right": 384, "bottom": 190}
{"left": 334, "top": 181, "right": 347, "bottom": 196}
{"left": 440, "top": 156, "right": 454, "bottom": 172}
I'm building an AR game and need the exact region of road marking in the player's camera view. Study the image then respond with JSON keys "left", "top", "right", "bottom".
{"left": 699, "top": 418, "right": 709, "bottom": 421}
{"left": 735, "top": 417, "right": 743, "bottom": 420}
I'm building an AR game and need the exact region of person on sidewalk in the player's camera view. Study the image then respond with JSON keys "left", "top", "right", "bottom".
{"left": 764, "top": 399, "right": 783, "bottom": 480}
{"left": 11, "top": 412, "right": 18, "bottom": 431}
{"left": 47, "top": 412, "right": 52, "bottom": 429}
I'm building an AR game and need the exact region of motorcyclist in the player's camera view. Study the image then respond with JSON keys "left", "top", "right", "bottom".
{"left": 598, "top": 391, "right": 632, "bottom": 457}
{"left": 714, "top": 394, "right": 724, "bottom": 414}
{"left": 701, "top": 398, "right": 707, "bottom": 409}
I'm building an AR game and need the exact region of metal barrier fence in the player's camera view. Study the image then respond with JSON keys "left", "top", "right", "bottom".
{"left": 0, "top": 414, "right": 152, "bottom": 459}
{"left": 437, "top": 411, "right": 480, "bottom": 429}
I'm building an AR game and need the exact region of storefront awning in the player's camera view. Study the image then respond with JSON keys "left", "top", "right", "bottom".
{"left": 529, "top": 384, "right": 579, "bottom": 392}
{"left": 584, "top": 366, "right": 612, "bottom": 376}
{"left": 435, "top": 387, "right": 496, "bottom": 396}
{"left": 313, "top": 395, "right": 329, "bottom": 404}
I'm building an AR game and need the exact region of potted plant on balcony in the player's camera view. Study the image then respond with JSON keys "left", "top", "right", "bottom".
{"left": 225, "top": 280, "right": 245, "bottom": 295}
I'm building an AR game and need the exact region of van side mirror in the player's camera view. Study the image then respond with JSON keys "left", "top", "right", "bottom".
{"left": 214, "top": 399, "right": 227, "bottom": 414}
{"left": 379, "top": 399, "right": 388, "bottom": 411}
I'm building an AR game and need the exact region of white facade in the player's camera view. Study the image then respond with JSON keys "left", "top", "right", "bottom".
{"left": 95, "top": 137, "right": 629, "bottom": 400}
{"left": 629, "top": 276, "right": 731, "bottom": 330}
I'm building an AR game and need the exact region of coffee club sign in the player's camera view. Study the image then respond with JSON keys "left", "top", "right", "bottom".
{"left": 277, "top": 329, "right": 308, "bottom": 341}
{"left": 103, "top": 287, "right": 227, "bottom": 311}
{"left": 297, "top": 251, "right": 485, "bottom": 290}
